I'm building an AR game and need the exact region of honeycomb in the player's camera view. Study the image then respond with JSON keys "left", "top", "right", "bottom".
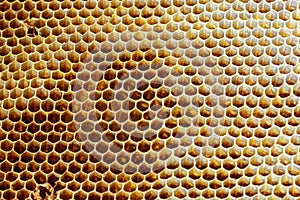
{"left": 1, "top": 0, "right": 300, "bottom": 199}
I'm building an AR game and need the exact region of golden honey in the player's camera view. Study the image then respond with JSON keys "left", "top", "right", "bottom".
{"left": 1, "top": 0, "right": 300, "bottom": 199}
